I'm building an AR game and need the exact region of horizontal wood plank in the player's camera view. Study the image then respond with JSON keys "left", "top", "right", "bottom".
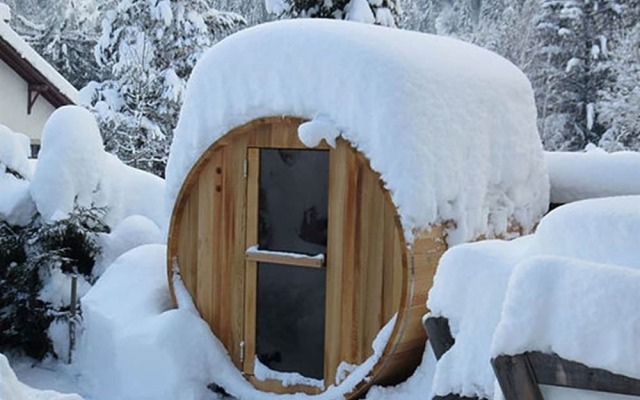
{"left": 528, "top": 351, "right": 640, "bottom": 396}
{"left": 245, "top": 248, "right": 325, "bottom": 268}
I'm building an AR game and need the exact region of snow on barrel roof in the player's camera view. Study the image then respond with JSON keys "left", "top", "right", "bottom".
{"left": 0, "top": 19, "right": 78, "bottom": 105}
{"left": 166, "top": 19, "right": 549, "bottom": 244}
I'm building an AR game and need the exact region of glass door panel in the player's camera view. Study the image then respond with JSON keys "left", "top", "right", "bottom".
{"left": 258, "top": 149, "right": 329, "bottom": 255}
{"left": 256, "top": 262, "right": 326, "bottom": 379}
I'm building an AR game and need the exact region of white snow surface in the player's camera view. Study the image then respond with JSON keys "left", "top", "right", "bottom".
{"left": 166, "top": 19, "right": 549, "bottom": 244}
{"left": 546, "top": 147, "right": 640, "bottom": 204}
{"left": 492, "top": 256, "right": 640, "bottom": 379}
{"left": 532, "top": 196, "right": 640, "bottom": 268}
{"left": 77, "top": 244, "right": 412, "bottom": 400}
{"left": 428, "top": 195, "right": 640, "bottom": 398}
{"left": 0, "top": 124, "right": 33, "bottom": 179}
{"left": 427, "top": 237, "right": 535, "bottom": 399}
{"left": 76, "top": 244, "right": 174, "bottom": 399}
{"left": 0, "top": 3, "right": 10, "bottom": 22}
{"left": 30, "top": 106, "right": 166, "bottom": 229}
{"left": 0, "top": 353, "right": 83, "bottom": 400}
{"left": 0, "top": 19, "right": 78, "bottom": 102}
{"left": 0, "top": 125, "right": 35, "bottom": 225}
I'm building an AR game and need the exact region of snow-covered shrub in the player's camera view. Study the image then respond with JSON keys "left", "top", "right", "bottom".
{"left": 0, "top": 206, "right": 108, "bottom": 360}
{"left": 0, "top": 221, "right": 52, "bottom": 359}
{"left": 0, "top": 108, "right": 165, "bottom": 361}
{"left": 29, "top": 206, "right": 109, "bottom": 279}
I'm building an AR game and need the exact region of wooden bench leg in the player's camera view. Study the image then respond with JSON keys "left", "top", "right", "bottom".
{"left": 424, "top": 316, "right": 455, "bottom": 360}
{"left": 492, "top": 354, "right": 544, "bottom": 400}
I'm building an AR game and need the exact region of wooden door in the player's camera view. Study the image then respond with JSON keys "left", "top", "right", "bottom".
{"left": 243, "top": 147, "right": 330, "bottom": 383}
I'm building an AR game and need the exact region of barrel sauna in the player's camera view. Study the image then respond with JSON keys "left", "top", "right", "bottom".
{"left": 167, "top": 117, "right": 448, "bottom": 398}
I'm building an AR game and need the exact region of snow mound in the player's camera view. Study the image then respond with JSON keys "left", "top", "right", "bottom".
{"left": 95, "top": 214, "right": 164, "bottom": 276}
{"left": 0, "top": 124, "right": 33, "bottom": 179}
{"left": 0, "top": 172, "right": 35, "bottom": 226}
{"left": 0, "top": 125, "right": 36, "bottom": 225}
{"left": 30, "top": 106, "right": 166, "bottom": 229}
{"left": 546, "top": 148, "right": 640, "bottom": 204}
{"left": 77, "top": 244, "right": 173, "bottom": 399}
{"left": 166, "top": 19, "right": 548, "bottom": 244}
{"left": 31, "top": 106, "right": 106, "bottom": 222}
{"left": 0, "top": 353, "right": 83, "bottom": 400}
{"left": 492, "top": 256, "right": 640, "bottom": 379}
{"left": 427, "top": 237, "right": 534, "bottom": 399}
{"left": 533, "top": 195, "right": 640, "bottom": 268}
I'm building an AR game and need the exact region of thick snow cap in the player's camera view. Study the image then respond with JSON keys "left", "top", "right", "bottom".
{"left": 166, "top": 19, "right": 549, "bottom": 244}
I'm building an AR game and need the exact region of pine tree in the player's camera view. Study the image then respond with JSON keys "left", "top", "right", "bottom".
{"left": 266, "top": 0, "right": 402, "bottom": 28}
{"left": 531, "top": 0, "right": 622, "bottom": 150}
{"left": 596, "top": 2, "right": 640, "bottom": 150}
{"left": 28, "top": 0, "right": 103, "bottom": 88}
{"left": 5, "top": 0, "right": 103, "bottom": 88}
{"left": 84, "top": 0, "right": 245, "bottom": 176}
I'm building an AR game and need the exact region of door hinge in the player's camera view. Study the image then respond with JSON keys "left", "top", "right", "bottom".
{"left": 243, "top": 159, "right": 248, "bottom": 178}
{"left": 240, "top": 341, "right": 245, "bottom": 364}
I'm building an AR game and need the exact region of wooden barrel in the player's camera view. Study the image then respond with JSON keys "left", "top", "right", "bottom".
{"left": 167, "top": 117, "right": 447, "bottom": 397}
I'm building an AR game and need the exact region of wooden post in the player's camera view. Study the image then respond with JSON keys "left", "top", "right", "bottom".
{"left": 68, "top": 272, "right": 78, "bottom": 364}
{"left": 424, "top": 316, "right": 455, "bottom": 360}
{"left": 492, "top": 355, "right": 544, "bottom": 400}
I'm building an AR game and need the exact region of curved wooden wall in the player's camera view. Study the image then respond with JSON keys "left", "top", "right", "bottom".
{"left": 167, "top": 117, "right": 448, "bottom": 398}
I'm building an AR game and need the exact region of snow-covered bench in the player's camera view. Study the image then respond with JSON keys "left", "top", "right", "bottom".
{"left": 425, "top": 196, "right": 640, "bottom": 400}
{"left": 491, "top": 257, "right": 640, "bottom": 400}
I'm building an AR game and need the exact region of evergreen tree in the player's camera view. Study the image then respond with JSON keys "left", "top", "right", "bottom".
{"left": 5, "top": 0, "right": 103, "bottom": 88}
{"left": 531, "top": 0, "right": 622, "bottom": 150}
{"left": 266, "top": 0, "right": 402, "bottom": 28}
{"left": 84, "top": 0, "right": 244, "bottom": 176}
{"left": 0, "top": 207, "right": 108, "bottom": 360}
{"left": 597, "top": 3, "right": 640, "bottom": 150}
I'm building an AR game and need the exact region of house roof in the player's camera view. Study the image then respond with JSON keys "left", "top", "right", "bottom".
{"left": 0, "top": 19, "right": 78, "bottom": 107}
{"left": 166, "top": 19, "right": 549, "bottom": 244}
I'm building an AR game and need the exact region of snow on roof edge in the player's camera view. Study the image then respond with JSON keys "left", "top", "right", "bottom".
{"left": 0, "top": 19, "right": 79, "bottom": 104}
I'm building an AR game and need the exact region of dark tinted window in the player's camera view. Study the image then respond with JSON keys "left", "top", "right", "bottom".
{"left": 258, "top": 149, "right": 329, "bottom": 255}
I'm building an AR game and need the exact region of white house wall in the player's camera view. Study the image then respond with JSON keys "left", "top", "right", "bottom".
{"left": 0, "top": 57, "right": 56, "bottom": 144}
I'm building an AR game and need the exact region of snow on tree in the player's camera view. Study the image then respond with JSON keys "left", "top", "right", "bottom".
{"left": 82, "top": 0, "right": 245, "bottom": 176}
{"left": 530, "top": 0, "right": 623, "bottom": 150}
{"left": 3, "top": 0, "right": 103, "bottom": 88}
{"left": 265, "top": 0, "right": 402, "bottom": 28}
{"left": 597, "top": 7, "right": 640, "bottom": 151}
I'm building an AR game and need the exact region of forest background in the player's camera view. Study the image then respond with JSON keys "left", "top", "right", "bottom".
{"left": 3, "top": 0, "right": 639, "bottom": 176}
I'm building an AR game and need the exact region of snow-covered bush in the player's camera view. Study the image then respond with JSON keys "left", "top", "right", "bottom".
{"left": 0, "top": 206, "right": 108, "bottom": 360}
{"left": 0, "top": 108, "right": 167, "bottom": 360}
{"left": 0, "top": 221, "right": 52, "bottom": 359}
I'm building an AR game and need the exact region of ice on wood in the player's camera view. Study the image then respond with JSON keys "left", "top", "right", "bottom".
{"left": 166, "top": 19, "right": 548, "bottom": 244}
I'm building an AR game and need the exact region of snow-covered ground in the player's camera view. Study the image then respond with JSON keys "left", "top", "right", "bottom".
{"left": 5, "top": 111, "right": 640, "bottom": 399}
